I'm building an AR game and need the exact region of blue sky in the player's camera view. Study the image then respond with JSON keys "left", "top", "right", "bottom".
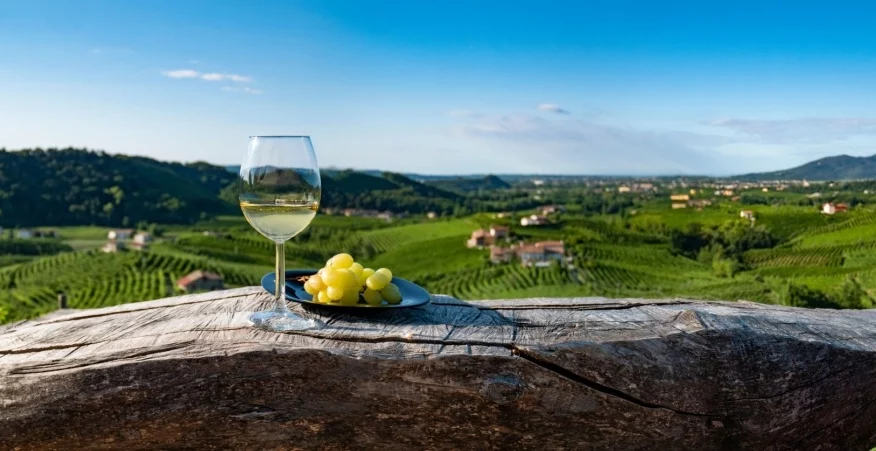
{"left": 2, "top": 1, "right": 876, "bottom": 175}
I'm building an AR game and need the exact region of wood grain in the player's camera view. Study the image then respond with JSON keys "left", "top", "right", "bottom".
{"left": 1, "top": 288, "right": 875, "bottom": 450}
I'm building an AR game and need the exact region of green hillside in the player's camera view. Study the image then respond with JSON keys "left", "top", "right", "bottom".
{"left": 736, "top": 154, "right": 876, "bottom": 181}
{"left": 0, "top": 148, "right": 235, "bottom": 227}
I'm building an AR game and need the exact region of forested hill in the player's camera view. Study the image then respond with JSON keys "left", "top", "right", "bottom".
{"left": 735, "top": 154, "right": 876, "bottom": 181}
{"left": 0, "top": 148, "right": 235, "bottom": 227}
{"left": 310, "top": 170, "right": 462, "bottom": 215}
{"left": 425, "top": 175, "right": 511, "bottom": 193}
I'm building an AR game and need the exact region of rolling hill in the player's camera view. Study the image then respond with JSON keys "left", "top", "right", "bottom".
{"left": 736, "top": 154, "right": 876, "bottom": 181}
{"left": 0, "top": 148, "right": 235, "bottom": 227}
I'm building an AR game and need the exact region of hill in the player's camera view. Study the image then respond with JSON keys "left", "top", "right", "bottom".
{"left": 426, "top": 175, "right": 511, "bottom": 193}
{"left": 0, "top": 148, "right": 235, "bottom": 227}
{"left": 319, "top": 170, "right": 461, "bottom": 214}
{"left": 736, "top": 154, "right": 876, "bottom": 181}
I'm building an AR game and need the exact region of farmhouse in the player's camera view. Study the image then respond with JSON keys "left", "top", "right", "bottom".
{"left": 466, "top": 229, "right": 493, "bottom": 248}
{"left": 108, "top": 229, "right": 134, "bottom": 241}
{"left": 489, "top": 240, "right": 567, "bottom": 267}
{"left": 740, "top": 210, "right": 755, "bottom": 221}
{"left": 521, "top": 215, "right": 548, "bottom": 227}
{"left": 671, "top": 203, "right": 687, "bottom": 209}
{"left": 822, "top": 203, "right": 849, "bottom": 215}
{"left": 670, "top": 194, "right": 690, "bottom": 202}
{"left": 101, "top": 240, "right": 126, "bottom": 253}
{"left": 16, "top": 229, "right": 34, "bottom": 239}
{"left": 177, "top": 270, "right": 224, "bottom": 293}
{"left": 489, "top": 225, "right": 509, "bottom": 239}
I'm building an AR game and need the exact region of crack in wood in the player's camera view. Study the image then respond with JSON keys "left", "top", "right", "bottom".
{"left": 509, "top": 344, "right": 725, "bottom": 418}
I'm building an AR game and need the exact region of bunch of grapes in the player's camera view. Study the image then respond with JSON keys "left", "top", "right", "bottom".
{"left": 303, "top": 253, "right": 402, "bottom": 306}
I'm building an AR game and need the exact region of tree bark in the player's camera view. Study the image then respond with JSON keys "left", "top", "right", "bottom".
{"left": 1, "top": 287, "right": 875, "bottom": 450}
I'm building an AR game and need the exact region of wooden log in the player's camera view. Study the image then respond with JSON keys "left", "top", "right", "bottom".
{"left": 1, "top": 287, "right": 875, "bottom": 450}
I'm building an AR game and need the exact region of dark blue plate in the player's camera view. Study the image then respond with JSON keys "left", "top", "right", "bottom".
{"left": 261, "top": 269, "right": 431, "bottom": 309}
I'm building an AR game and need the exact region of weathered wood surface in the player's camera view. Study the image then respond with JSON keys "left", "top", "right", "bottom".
{"left": 2, "top": 287, "right": 876, "bottom": 450}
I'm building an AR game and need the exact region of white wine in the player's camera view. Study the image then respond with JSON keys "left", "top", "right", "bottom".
{"left": 240, "top": 201, "right": 318, "bottom": 242}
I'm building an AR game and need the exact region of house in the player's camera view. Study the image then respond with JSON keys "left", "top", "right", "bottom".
{"left": 177, "top": 270, "right": 224, "bottom": 293}
{"left": 495, "top": 212, "right": 510, "bottom": 219}
{"left": 490, "top": 246, "right": 514, "bottom": 264}
{"left": 722, "top": 190, "right": 735, "bottom": 197}
{"left": 489, "top": 225, "right": 509, "bottom": 239}
{"left": 822, "top": 203, "right": 849, "bottom": 215}
{"left": 426, "top": 211, "right": 438, "bottom": 219}
{"left": 670, "top": 194, "right": 690, "bottom": 202}
{"left": 517, "top": 241, "right": 566, "bottom": 267}
{"left": 101, "top": 240, "right": 126, "bottom": 253}
{"left": 490, "top": 241, "right": 567, "bottom": 267}
{"left": 17, "top": 229, "right": 33, "bottom": 239}
{"left": 762, "top": 188, "right": 769, "bottom": 192}
{"left": 618, "top": 186, "right": 631, "bottom": 193}
{"left": 671, "top": 203, "right": 687, "bottom": 209}
{"left": 108, "top": 229, "right": 134, "bottom": 241}
{"left": 539, "top": 205, "right": 566, "bottom": 215}
{"left": 466, "top": 229, "right": 494, "bottom": 248}
{"left": 520, "top": 215, "right": 548, "bottom": 227}
{"left": 740, "top": 210, "right": 755, "bottom": 221}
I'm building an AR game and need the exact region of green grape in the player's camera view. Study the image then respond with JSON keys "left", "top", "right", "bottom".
{"left": 327, "top": 286, "right": 345, "bottom": 301}
{"left": 359, "top": 268, "right": 376, "bottom": 286}
{"left": 349, "top": 262, "right": 364, "bottom": 278}
{"left": 304, "top": 280, "right": 319, "bottom": 295}
{"left": 381, "top": 283, "right": 402, "bottom": 304}
{"left": 362, "top": 288, "right": 383, "bottom": 305}
{"left": 321, "top": 268, "right": 342, "bottom": 288}
{"left": 340, "top": 289, "right": 360, "bottom": 305}
{"left": 330, "top": 253, "right": 354, "bottom": 269}
{"left": 326, "top": 258, "right": 334, "bottom": 268}
{"left": 366, "top": 273, "right": 390, "bottom": 291}
{"left": 309, "top": 274, "right": 326, "bottom": 291}
{"left": 317, "top": 290, "right": 331, "bottom": 303}
{"left": 376, "top": 268, "right": 393, "bottom": 280}
{"left": 335, "top": 268, "right": 359, "bottom": 290}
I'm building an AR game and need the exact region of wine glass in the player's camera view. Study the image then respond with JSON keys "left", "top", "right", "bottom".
{"left": 239, "top": 135, "right": 323, "bottom": 331}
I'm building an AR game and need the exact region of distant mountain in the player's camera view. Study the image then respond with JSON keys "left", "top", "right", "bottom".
{"left": 426, "top": 175, "right": 511, "bottom": 193}
{"left": 736, "top": 154, "right": 876, "bottom": 181}
{"left": 0, "top": 148, "right": 235, "bottom": 227}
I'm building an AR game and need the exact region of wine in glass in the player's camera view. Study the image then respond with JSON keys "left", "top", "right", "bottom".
{"left": 239, "top": 135, "right": 323, "bottom": 331}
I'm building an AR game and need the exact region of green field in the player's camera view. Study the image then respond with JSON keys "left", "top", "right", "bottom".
{"left": 3, "top": 194, "right": 876, "bottom": 324}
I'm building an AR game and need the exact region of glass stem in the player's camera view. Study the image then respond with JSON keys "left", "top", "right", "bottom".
{"left": 275, "top": 241, "right": 290, "bottom": 313}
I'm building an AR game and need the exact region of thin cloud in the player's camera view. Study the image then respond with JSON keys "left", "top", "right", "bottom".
{"left": 162, "top": 69, "right": 252, "bottom": 83}
{"left": 707, "top": 117, "right": 876, "bottom": 143}
{"left": 162, "top": 69, "right": 200, "bottom": 79}
{"left": 537, "top": 104, "right": 570, "bottom": 115}
{"left": 201, "top": 72, "right": 251, "bottom": 83}
{"left": 222, "top": 86, "right": 263, "bottom": 95}
{"left": 454, "top": 113, "right": 720, "bottom": 174}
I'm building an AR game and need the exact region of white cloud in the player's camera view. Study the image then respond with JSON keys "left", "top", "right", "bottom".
{"left": 242, "top": 87, "right": 262, "bottom": 94}
{"left": 537, "top": 103, "right": 570, "bottom": 115}
{"left": 201, "top": 72, "right": 251, "bottom": 83}
{"left": 161, "top": 69, "right": 252, "bottom": 83}
{"left": 161, "top": 69, "right": 200, "bottom": 79}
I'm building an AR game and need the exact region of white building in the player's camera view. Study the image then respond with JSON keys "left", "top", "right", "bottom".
{"left": 17, "top": 229, "right": 33, "bottom": 239}
{"left": 108, "top": 229, "right": 134, "bottom": 241}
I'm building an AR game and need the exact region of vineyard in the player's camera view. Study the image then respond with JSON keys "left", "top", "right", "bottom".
{"left": 6, "top": 200, "right": 876, "bottom": 324}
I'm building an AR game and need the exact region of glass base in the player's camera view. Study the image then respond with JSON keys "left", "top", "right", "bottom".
{"left": 249, "top": 310, "right": 323, "bottom": 332}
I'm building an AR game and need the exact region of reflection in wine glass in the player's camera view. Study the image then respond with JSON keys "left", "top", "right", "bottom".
{"left": 239, "top": 136, "right": 323, "bottom": 331}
